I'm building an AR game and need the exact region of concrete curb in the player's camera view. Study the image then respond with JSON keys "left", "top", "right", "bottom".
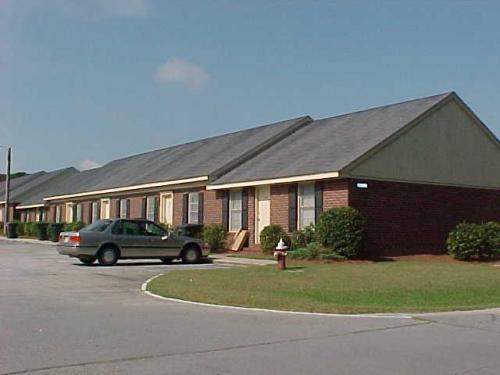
{"left": 141, "top": 273, "right": 413, "bottom": 319}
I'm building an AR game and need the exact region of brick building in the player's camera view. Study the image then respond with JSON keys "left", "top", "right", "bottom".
{"left": 7, "top": 92, "right": 499, "bottom": 255}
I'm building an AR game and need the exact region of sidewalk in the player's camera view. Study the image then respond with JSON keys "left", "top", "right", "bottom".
{"left": 0, "top": 236, "right": 57, "bottom": 246}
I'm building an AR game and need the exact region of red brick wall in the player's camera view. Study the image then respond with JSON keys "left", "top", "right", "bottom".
{"left": 204, "top": 190, "right": 222, "bottom": 225}
{"left": 129, "top": 197, "right": 144, "bottom": 218}
{"left": 247, "top": 187, "right": 256, "bottom": 245}
{"left": 323, "top": 179, "right": 349, "bottom": 209}
{"left": 270, "top": 184, "right": 290, "bottom": 233}
{"left": 348, "top": 179, "right": 500, "bottom": 256}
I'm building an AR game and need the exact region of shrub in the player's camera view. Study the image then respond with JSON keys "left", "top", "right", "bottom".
{"left": 288, "top": 242, "right": 328, "bottom": 260}
{"left": 447, "top": 222, "right": 500, "bottom": 260}
{"left": 259, "top": 224, "right": 290, "bottom": 253}
{"left": 315, "top": 207, "right": 365, "bottom": 258}
{"left": 63, "top": 221, "right": 86, "bottom": 232}
{"left": 203, "top": 224, "right": 226, "bottom": 251}
{"left": 291, "top": 224, "right": 315, "bottom": 249}
{"left": 16, "top": 221, "right": 25, "bottom": 236}
{"left": 483, "top": 222, "right": 500, "bottom": 257}
{"left": 24, "top": 222, "right": 36, "bottom": 237}
{"left": 319, "top": 252, "right": 347, "bottom": 262}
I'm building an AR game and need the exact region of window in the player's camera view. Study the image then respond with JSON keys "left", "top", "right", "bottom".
{"left": 55, "top": 206, "right": 62, "bottom": 223}
{"left": 120, "top": 199, "right": 129, "bottom": 219}
{"left": 92, "top": 202, "right": 99, "bottom": 223}
{"left": 188, "top": 193, "right": 199, "bottom": 224}
{"left": 114, "top": 220, "right": 143, "bottom": 236}
{"left": 229, "top": 189, "right": 242, "bottom": 232}
{"left": 76, "top": 203, "right": 83, "bottom": 222}
{"left": 83, "top": 219, "right": 113, "bottom": 233}
{"left": 100, "top": 199, "right": 110, "bottom": 219}
{"left": 146, "top": 196, "right": 156, "bottom": 222}
{"left": 145, "top": 222, "right": 166, "bottom": 236}
{"left": 298, "top": 183, "right": 315, "bottom": 229}
{"left": 65, "top": 202, "right": 74, "bottom": 223}
{"left": 37, "top": 208, "right": 44, "bottom": 222}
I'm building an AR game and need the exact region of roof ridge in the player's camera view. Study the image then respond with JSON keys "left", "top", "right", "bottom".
{"left": 103, "top": 115, "right": 311, "bottom": 166}
{"left": 316, "top": 92, "right": 453, "bottom": 123}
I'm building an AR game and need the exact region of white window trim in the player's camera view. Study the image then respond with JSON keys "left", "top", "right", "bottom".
{"left": 65, "top": 202, "right": 74, "bottom": 223}
{"left": 55, "top": 205, "right": 62, "bottom": 223}
{"left": 159, "top": 192, "right": 173, "bottom": 225}
{"left": 76, "top": 203, "right": 83, "bottom": 222}
{"left": 100, "top": 199, "right": 111, "bottom": 219}
{"left": 120, "top": 199, "right": 128, "bottom": 219}
{"left": 0, "top": 207, "right": 3, "bottom": 223}
{"left": 229, "top": 189, "right": 243, "bottom": 232}
{"left": 146, "top": 196, "right": 156, "bottom": 222}
{"left": 188, "top": 193, "right": 199, "bottom": 224}
{"left": 92, "top": 202, "right": 99, "bottom": 223}
{"left": 297, "top": 182, "right": 315, "bottom": 230}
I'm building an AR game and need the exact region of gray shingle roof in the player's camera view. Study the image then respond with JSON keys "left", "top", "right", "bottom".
{"left": 46, "top": 116, "right": 311, "bottom": 197}
{"left": 14, "top": 168, "right": 79, "bottom": 206}
{"left": 211, "top": 93, "right": 452, "bottom": 185}
{"left": 0, "top": 172, "right": 47, "bottom": 202}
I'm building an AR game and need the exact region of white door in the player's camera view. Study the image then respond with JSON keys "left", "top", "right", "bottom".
{"left": 255, "top": 185, "right": 270, "bottom": 244}
{"left": 160, "top": 192, "right": 173, "bottom": 225}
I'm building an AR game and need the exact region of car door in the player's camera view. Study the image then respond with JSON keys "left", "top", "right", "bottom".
{"left": 112, "top": 220, "right": 151, "bottom": 257}
{"left": 143, "top": 221, "right": 180, "bottom": 257}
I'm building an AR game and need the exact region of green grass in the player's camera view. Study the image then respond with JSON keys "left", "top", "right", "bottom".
{"left": 148, "top": 260, "right": 500, "bottom": 313}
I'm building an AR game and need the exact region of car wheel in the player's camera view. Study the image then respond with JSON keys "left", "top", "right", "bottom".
{"left": 160, "top": 257, "right": 173, "bottom": 264}
{"left": 79, "top": 256, "right": 96, "bottom": 266}
{"left": 182, "top": 246, "right": 201, "bottom": 264}
{"left": 98, "top": 247, "right": 119, "bottom": 266}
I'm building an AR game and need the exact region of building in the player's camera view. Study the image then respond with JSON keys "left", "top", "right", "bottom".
{"left": 8, "top": 92, "right": 500, "bottom": 255}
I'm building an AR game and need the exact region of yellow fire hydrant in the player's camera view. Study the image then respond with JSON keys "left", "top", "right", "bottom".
{"left": 274, "top": 238, "right": 288, "bottom": 270}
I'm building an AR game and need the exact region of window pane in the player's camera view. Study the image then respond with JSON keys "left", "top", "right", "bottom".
{"left": 229, "top": 189, "right": 242, "bottom": 231}
{"left": 188, "top": 193, "right": 199, "bottom": 224}
{"left": 146, "top": 197, "right": 156, "bottom": 221}
{"left": 120, "top": 199, "right": 128, "bottom": 218}
{"left": 298, "top": 183, "right": 315, "bottom": 229}
{"left": 119, "top": 221, "right": 143, "bottom": 236}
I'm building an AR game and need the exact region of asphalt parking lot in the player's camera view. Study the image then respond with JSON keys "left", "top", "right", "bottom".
{"left": 0, "top": 239, "right": 499, "bottom": 375}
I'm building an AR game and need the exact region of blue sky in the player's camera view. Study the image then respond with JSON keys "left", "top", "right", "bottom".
{"left": 1, "top": 0, "right": 499, "bottom": 173}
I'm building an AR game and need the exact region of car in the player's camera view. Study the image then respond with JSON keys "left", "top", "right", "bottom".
{"left": 57, "top": 219, "right": 209, "bottom": 266}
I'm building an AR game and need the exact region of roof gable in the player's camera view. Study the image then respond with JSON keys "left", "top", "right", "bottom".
{"left": 210, "top": 93, "right": 451, "bottom": 186}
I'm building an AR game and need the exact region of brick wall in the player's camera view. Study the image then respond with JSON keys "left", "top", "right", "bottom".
{"left": 270, "top": 184, "right": 290, "bottom": 233}
{"left": 348, "top": 179, "right": 500, "bottom": 256}
{"left": 247, "top": 187, "right": 256, "bottom": 245}
{"left": 204, "top": 190, "right": 222, "bottom": 225}
{"left": 323, "top": 179, "right": 349, "bottom": 209}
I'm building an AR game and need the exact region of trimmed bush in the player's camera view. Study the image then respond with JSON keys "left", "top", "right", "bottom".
{"left": 64, "top": 221, "right": 86, "bottom": 232}
{"left": 203, "top": 224, "right": 226, "bottom": 251}
{"left": 315, "top": 207, "right": 365, "bottom": 258}
{"left": 447, "top": 222, "right": 500, "bottom": 260}
{"left": 259, "top": 224, "right": 290, "bottom": 253}
{"left": 16, "top": 221, "right": 25, "bottom": 236}
{"left": 24, "top": 222, "right": 36, "bottom": 237}
{"left": 291, "top": 224, "right": 315, "bottom": 249}
{"left": 288, "top": 242, "right": 328, "bottom": 260}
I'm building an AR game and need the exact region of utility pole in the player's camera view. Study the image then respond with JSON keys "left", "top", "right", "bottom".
{"left": 2, "top": 147, "right": 11, "bottom": 234}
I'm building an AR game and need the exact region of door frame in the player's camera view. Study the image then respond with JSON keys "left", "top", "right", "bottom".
{"left": 254, "top": 185, "right": 271, "bottom": 244}
{"left": 159, "top": 191, "right": 174, "bottom": 226}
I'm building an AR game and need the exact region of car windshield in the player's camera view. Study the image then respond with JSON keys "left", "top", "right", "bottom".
{"left": 81, "top": 220, "right": 113, "bottom": 232}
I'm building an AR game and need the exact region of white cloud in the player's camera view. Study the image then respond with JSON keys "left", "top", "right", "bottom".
{"left": 154, "top": 57, "right": 209, "bottom": 89}
{"left": 79, "top": 159, "right": 101, "bottom": 170}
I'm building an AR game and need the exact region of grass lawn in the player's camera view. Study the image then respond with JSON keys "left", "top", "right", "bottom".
{"left": 148, "top": 259, "right": 500, "bottom": 313}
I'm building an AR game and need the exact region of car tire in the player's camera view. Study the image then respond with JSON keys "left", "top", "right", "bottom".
{"left": 97, "top": 246, "right": 119, "bottom": 266}
{"left": 160, "top": 257, "right": 173, "bottom": 264}
{"left": 79, "top": 256, "right": 96, "bottom": 266}
{"left": 181, "top": 245, "right": 201, "bottom": 264}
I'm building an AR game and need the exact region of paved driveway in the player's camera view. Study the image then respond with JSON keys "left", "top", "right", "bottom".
{"left": 0, "top": 240, "right": 499, "bottom": 375}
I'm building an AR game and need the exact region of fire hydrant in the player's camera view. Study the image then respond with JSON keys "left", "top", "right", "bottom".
{"left": 274, "top": 238, "right": 287, "bottom": 270}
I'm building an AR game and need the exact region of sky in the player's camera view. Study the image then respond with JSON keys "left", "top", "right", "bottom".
{"left": 1, "top": 0, "right": 499, "bottom": 173}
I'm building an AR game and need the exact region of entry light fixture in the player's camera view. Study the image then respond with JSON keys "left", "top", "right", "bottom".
{"left": 356, "top": 182, "right": 368, "bottom": 189}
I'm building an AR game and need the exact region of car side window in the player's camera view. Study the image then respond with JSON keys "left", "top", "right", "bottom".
{"left": 144, "top": 222, "right": 166, "bottom": 236}
{"left": 114, "top": 221, "right": 144, "bottom": 236}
